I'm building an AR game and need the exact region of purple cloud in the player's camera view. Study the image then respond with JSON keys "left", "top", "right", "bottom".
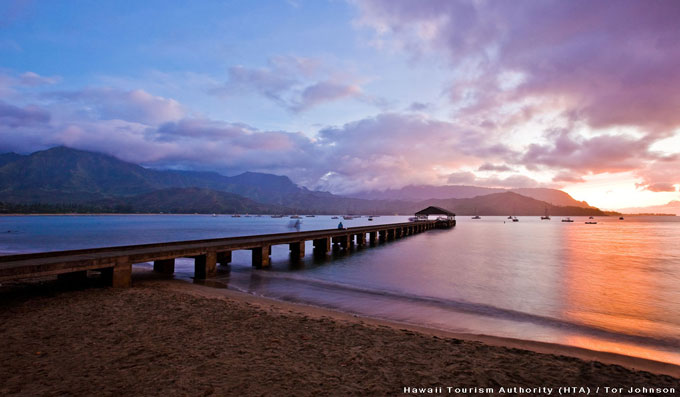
{"left": 520, "top": 129, "right": 660, "bottom": 174}
{"left": 311, "top": 112, "right": 519, "bottom": 192}
{"left": 212, "top": 56, "right": 365, "bottom": 113}
{"left": 217, "top": 64, "right": 299, "bottom": 106}
{"left": 0, "top": 100, "right": 50, "bottom": 127}
{"left": 293, "top": 81, "right": 361, "bottom": 112}
{"left": 356, "top": 0, "right": 680, "bottom": 193}
{"left": 447, "top": 172, "right": 539, "bottom": 189}
{"left": 47, "top": 88, "right": 184, "bottom": 125}
{"left": 407, "top": 102, "right": 430, "bottom": 112}
{"left": 477, "top": 163, "right": 512, "bottom": 172}
{"left": 357, "top": 0, "right": 680, "bottom": 132}
{"left": 446, "top": 171, "right": 476, "bottom": 185}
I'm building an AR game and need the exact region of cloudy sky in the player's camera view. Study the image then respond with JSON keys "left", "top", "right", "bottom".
{"left": 1, "top": 0, "right": 679, "bottom": 209}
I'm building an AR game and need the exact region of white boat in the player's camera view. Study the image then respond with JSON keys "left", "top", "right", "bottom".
{"left": 561, "top": 217, "right": 574, "bottom": 222}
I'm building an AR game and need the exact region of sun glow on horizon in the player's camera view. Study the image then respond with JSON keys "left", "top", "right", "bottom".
{"left": 562, "top": 172, "right": 680, "bottom": 210}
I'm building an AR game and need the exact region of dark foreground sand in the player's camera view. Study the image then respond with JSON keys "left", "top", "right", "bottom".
{"left": 1, "top": 276, "right": 679, "bottom": 396}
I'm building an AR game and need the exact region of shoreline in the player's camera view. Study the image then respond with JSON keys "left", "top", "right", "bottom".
{"left": 1, "top": 275, "right": 678, "bottom": 395}
{"left": 179, "top": 278, "right": 680, "bottom": 379}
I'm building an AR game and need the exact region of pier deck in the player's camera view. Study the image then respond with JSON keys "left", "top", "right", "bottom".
{"left": 0, "top": 219, "right": 455, "bottom": 287}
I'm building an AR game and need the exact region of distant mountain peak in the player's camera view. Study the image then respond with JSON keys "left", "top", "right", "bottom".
{"left": 0, "top": 152, "right": 25, "bottom": 167}
{"left": 350, "top": 184, "right": 591, "bottom": 208}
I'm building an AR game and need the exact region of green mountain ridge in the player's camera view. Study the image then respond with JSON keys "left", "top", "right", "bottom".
{"left": 412, "top": 192, "right": 606, "bottom": 217}
{"left": 0, "top": 147, "right": 609, "bottom": 216}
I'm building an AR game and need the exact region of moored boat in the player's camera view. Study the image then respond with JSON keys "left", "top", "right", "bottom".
{"left": 541, "top": 206, "right": 550, "bottom": 220}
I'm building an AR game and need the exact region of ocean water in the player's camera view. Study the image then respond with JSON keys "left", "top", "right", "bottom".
{"left": 2, "top": 214, "right": 680, "bottom": 365}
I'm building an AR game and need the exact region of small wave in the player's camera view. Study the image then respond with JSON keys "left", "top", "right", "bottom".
{"left": 232, "top": 269, "right": 680, "bottom": 350}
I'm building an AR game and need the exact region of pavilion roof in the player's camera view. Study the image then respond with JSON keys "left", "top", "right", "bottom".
{"left": 414, "top": 206, "right": 455, "bottom": 216}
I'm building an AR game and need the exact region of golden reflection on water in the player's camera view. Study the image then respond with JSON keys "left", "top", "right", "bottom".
{"left": 563, "top": 335, "right": 680, "bottom": 365}
{"left": 562, "top": 222, "right": 680, "bottom": 364}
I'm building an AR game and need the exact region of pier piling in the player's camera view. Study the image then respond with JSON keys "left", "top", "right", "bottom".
{"left": 194, "top": 251, "right": 217, "bottom": 279}
{"left": 217, "top": 251, "right": 232, "bottom": 266}
{"left": 289, "top": 241, "right": 305, "bottom": 259}
{"left": 313, "top": 238, "right": 331, "bottom": 254}
{"left": 103, "top": 257, "right": 132, "bottom": 288}
{"left": 153, "top": 258, "right": 175, "bottom": 274}
{"left": 251, "top": 246, "right": 271, "bottom": 268}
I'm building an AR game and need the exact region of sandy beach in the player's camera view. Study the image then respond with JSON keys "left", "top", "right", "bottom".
{"left": 1, "top": 274, "right": 679, "bottom": 396}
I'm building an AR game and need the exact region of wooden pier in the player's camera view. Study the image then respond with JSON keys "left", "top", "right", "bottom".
{"left": 0, "top": 219, "right": 455, "bottom": 288}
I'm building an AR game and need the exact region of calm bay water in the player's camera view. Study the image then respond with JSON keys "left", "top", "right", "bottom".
{"left": 2, "top": 214, "right": 680, "bottom": 365}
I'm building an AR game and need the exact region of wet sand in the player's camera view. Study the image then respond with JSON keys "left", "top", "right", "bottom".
{"left": 1, "top": 276, "right": 679, "bottom": 396}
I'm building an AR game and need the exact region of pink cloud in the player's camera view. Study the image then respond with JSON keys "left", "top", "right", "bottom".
{"left": 552, "top": 172, "right": 586, "bottom": 184}
{"left": 359, "top": 1, "right": 680, "bottom": 130}
{"left": 643, "top": 183, "right": 677, "bottom": 193}
{"left": 634, "top": 157, "right": 680, "bottom": 192}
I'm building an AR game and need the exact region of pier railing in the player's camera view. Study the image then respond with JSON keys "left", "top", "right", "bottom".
{"left": 0, "top": 219, "right": 455, "bottom": 287}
